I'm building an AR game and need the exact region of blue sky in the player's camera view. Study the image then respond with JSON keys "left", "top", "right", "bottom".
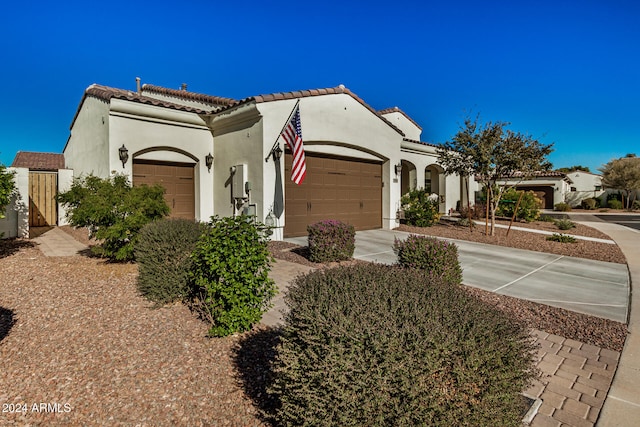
{"left": 1, "top": 0, "right": 638, "bottom": 173}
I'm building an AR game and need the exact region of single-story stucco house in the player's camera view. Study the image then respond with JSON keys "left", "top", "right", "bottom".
{"left": 60, "top": 82, "right": 471, "bottom": 239}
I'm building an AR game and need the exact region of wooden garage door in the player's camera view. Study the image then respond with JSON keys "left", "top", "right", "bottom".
{"left": 133, "top": 160, "right": 195, "bottom": 220}
{"left": 516, "top": 185, "right": 554, "bottom": 209}
{"left": 284, "top": 153, "right": 382, "bottom": 237}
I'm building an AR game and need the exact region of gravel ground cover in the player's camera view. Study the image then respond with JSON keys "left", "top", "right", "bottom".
{"left": 0, "top": 222, "right": 629, "bottom": 425}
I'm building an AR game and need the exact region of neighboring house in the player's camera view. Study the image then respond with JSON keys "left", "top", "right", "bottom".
{"left": 563, "top": 171, "right": 604, "bottom": 207}
{"left": 63, "top": 82, "right": 469, "bottom": 239}
{"left": 474, "top": 171, "right": 573, "bottom": 210}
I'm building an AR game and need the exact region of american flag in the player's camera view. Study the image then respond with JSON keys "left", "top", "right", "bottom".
{"left": 281, "top": 105, "right": 306, "bottom": 185}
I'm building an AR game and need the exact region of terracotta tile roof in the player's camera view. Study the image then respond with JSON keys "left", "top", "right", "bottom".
{"left": 83, "top": 84, "right": 210, "bottom": 113}
{"left": 11, "top": 152, "right": 65, "bottom": 170}
{"left": 211, "top": 85, "right": 406, "bottom": 136}
{"left": 475, "top": 170, "right": 570, "bottom": 181}
{"left": 141, "top": 84, "right": 236, "bottom": 107}
{"left": 379, "top": 107, "right": 423, "bottom": 130}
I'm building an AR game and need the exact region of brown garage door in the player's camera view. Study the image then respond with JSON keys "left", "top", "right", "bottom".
{"left": 133, "top": 160, "right": 195, "bottom": 220}
{"left": 516, "top": 185, "right": 554, "bottom": 209}
{"left": 284, "top": 152, "right": 382, "bottom": 237}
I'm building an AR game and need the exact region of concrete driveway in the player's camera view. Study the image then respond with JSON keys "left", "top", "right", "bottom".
{"left": 595, "top": 214, "right": 640, "bottom": 231}
{"left": 285, "top": 228, "right": 629, "bottom": 323}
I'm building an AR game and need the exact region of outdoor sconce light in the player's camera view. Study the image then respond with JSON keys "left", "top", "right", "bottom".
{"left": 273, "top": 145, "right": 283, "bottom": 161}
{"left": 395, "top": 163, "right": 403, "bottom": 175}
{"left": 205, "top": 153, "right": 214, "bottom": 171}
{"left": 265, "top": 211, "right": 275, "bottom": 228}
{"left": 118, "top": 144, "right": 129, "bottom": 168}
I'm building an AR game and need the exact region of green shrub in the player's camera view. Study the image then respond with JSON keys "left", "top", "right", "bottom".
{"left": 0, "top": 163, "right": 15, "bottom": 220}
{"left": 457, "top": 217, "right": 475, "bottom": 229}
{"left": 393, "top": 234, "right": 462, "bottom": 285}
{"left": 539, "top": 214, "right": 556, "bottom": 222}
{"left": 554, "top": 219, "right": 576, "bottom": 231}
{"left": 135, "top": 218, "right": 205, "bottom": 305}
{"left": 57, "top": 174, "right": 169, "bottom": 261}
{"left": 400, "top": 188, "right": 441, "bottom": 227}
{"left": 608, "top": 199, "right": 623, "bottom": 210}
{"left": 268, "top": 264, "right": 537, "bottom": 427}
{"left": 496, "top": 189, "right": 542, "bottom": 222}
{"left": 546, "top": 233, "right": 577, "bottom": 243}
{"left": 554, "top": 202, "right": 572, "bottom": 212}
{"left": 307, "top": 220, "right": 355, "bottom": 263}
{"left": 633, "top": 200, "right": 640, "bottom": 211}
{"left": 189, "top": 215, "right": 276, "bottom": 337}
{"left": 581, "top": 198, "right": 598, "bottom": 210}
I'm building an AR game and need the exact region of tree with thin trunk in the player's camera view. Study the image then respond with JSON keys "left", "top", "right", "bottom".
{"left": 599, "top": 155, "right": 640, "bottom": 210}
{"left": 437, "top": 117, "right": 553, "bottom": 236}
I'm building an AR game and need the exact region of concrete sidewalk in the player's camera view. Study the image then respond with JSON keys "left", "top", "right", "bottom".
{"left": 32, "top": 227, "right": 88, "bottom": 256}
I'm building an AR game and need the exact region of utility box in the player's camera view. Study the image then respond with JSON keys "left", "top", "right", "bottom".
{"left": 232, "top": 164, "right": 248, "bottom": 199}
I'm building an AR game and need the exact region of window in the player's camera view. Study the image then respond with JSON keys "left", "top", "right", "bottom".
{"left": 424, "top": 170, "right": 431, "bottom": 193}
{"left": 571, "top": 187, "right": 577, "bottom": 192}
{"left": 595, "top": 186, "right": 602, "bottom": 191}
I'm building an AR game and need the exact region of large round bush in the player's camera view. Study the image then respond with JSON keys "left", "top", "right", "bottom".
{"left": 268, "top": 264, "right": 537, "bottom": 427}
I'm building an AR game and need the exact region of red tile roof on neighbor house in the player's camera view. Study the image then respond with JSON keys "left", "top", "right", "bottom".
{"left": 11, "top": 152, "right": 65, "bottom": 170}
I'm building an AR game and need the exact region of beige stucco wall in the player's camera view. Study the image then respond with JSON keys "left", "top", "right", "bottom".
{"left": 257, "top": 95, "right": 404, "bottom": 234}
{"left": 0, "top": 167, "right": 28, "bottom": 238}
{"left": 64, "top": 97, "right": 111, "bottom": 177}
{"left": 108, "top": 100, "right": 215, "bottom": 221}
{"left": 57, "top": 168, "right": 74, "bottom": 226}
{"left": 565, "top": 172, "right": 604, "bottom": 207}
{"left": 381, "top": 110, "right": 422, "bottom": 141}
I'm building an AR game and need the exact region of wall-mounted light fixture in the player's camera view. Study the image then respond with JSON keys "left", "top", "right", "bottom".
{"left": 273, "top": 145, "right": 283, "bottom": 161}
{"left": 118, "top": 144, "right": 129, "bottom": 168}
{"left": 205, "top": 153, "right": 214, "bottom": 171}
{"left": 395, "top": 162, "right": 403, "bottom": 175}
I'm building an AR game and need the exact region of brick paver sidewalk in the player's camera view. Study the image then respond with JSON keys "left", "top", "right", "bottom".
{"left": 526, "top": 330, "right": 619, "bottom": 427}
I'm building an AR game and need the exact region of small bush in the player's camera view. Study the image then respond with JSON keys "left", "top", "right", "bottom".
{"left": 400, "top": 188, "right": 442, "bottom": 227}
{"left": 547, "top": 233, "right": 577, "bottom": 243}
{"left": 497, "top": 189, "right": 542, "bottom": 222}
{"left": 307, "top": 220, "right": 355, "bottom": 263}
{"left": 554, "top": 202, "right": 572, "bottom": 212}
{"left": 393, "top": 234, "right": 462, "bottom": 285}
{"left": 459, "top": 203, "right": 486, "bottom": 220}
{"left": 189, "top": 215, "right": 276, "bottom": 337}
{"left": 633, "top": 200, "right": 640, "bottom": 211}
{"left": 581, "top": 198, "right": 598, "bottom": 210}
{"left": 539, "top": 214, "right": 556, "bottom": 222}
{"left": 56, "top": 174, "right": 169, "bottom": 261}
{"left": 135, "top": 218, "right": 205, "bottom": 305}
{"left": 268, "top": 264, "right": 537, "bottom": 427}
{"left": 554, "top": 219, "right": 576, "bottom": 230}
{"left": 457, "top": 217, "right": 475, "bottom": 229}
{"left": 608, "top": 199, "right": 623, "bottom": 210}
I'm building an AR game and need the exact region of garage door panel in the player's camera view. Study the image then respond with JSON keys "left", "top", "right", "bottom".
{"left": 285, "top": 152, "right": 382, "bottom": 237}
{"left": 133, "top": 161, "right": 195, "bottom": 220}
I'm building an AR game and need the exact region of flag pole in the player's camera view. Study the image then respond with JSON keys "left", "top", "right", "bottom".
{"left": 264, "top": 99, "right": 300, "bottom": 162}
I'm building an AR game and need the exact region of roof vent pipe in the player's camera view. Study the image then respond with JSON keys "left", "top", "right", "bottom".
{"left": 181, "top": 83, "right": 188, "bottom": 91}
{"left": 136, "top": 77, "right": 141, "bottom": 94}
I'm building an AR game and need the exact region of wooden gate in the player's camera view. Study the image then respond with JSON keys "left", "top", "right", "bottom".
{"left": 29, "top": 172, "right": 58, "bottom": 227}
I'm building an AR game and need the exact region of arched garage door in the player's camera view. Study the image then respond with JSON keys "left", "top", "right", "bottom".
{"left": 284, "top": 152, "right": 382, "bottom": 237}
{"left": 133, "top": 160, "right": 196, "bottom": 220}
